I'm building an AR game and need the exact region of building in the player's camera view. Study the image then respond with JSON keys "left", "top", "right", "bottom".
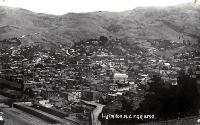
{"left": 39, "top": 100, "right": 53, "bottom": 108}
{"left": 113, "top": 73, "right": 128, "bottom": 84}
{"left": 81, "top": 90, "right": 102, "bottom": 101}
{"left": 109, "top": 84, "right": 118, "bottom": 91}
{"left": 49, "top": 96, "right": 65, "bottom": 108}
{"left": 66, "top": 89, "right": 81, "bottom": 102}
{"left": 0, "top": 111, "right": 4, "bottom": 125}
{"left": 40, "top": 88, "right": 59, "bottom": 99}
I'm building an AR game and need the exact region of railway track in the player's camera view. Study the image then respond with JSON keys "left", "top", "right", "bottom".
{"left": 2, "top": 107, "right": 81, "bottom": 125}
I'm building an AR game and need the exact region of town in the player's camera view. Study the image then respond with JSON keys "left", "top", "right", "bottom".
{"left": 0, "top": 35, "right": 200, "bottom": 125}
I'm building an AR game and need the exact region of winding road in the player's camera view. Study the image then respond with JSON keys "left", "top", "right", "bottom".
{"left": 81, "top": 100, "right": 105, "bottom": 125}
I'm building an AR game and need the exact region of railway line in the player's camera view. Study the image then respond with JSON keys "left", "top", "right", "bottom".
{"left": 2, "top": 108, "right": 49, "bottom": 125}
{"left": 2, "top": 106, "right": 81, "bottom": 125}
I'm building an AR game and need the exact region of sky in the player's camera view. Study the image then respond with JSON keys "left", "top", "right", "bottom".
{"left": 0, "top": 0, "right": 194, "bottom": 15}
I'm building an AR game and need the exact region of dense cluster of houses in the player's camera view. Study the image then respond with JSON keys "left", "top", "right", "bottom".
{"left": 0, "top": 38, "right": 199, "bottom": 123}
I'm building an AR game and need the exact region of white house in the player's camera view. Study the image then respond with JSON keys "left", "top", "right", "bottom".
{"left": 113, "top": 73, "right": 128, "bottom": 84}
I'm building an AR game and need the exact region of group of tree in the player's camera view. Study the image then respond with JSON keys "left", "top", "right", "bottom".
{"left": 140, "top": 73, "right": 199, "bottom": 123}
{"left": 100, "top": 72, "right": 200, "bottom": 124}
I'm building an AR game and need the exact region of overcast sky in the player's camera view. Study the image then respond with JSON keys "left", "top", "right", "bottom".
{"left": 0, "top": 0, "right": 194, "bottom": 15}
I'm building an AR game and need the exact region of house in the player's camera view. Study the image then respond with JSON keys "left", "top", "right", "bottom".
{"left": 66, "top": 89, "right": 81, "bottom": 102}
{"left": 23, "top": 81, "right": 34, "bottom": 91}
{"left": 81, "top": 90, "right": 102, "bottom": 101}
{"left": 22, "top": 58, "right": 29, "bottom": 67}
{"left": 49, "top": 96, "right": 65, "bottom": 108}
{"left": 40, "top": 88, "right": 59, "bottom": 99}
{"left": 39, "top": 100, "right": 53, "bottom": 108}
{"left": 113, "top": 73, "right": 128, "bottom": 84}
{"left": 109, "top": 84, "right": 118, "bottom": 91}
{"left": 96, "top": 84, "right": 110, "bottom": 93}
{"left": 23, "top": 86, "right": 41, "bottom": 99}
{"left": 0, "top": 65, "right": 2, "bottom": 70}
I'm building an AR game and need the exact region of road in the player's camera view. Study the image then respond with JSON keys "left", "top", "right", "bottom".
{"left": 81, "top": 100, "right": 105, "bottom": 125}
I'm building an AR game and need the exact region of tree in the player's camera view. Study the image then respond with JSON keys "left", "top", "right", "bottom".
{"left": 120, "top": 97, "right": 133, "bottom": 114}
{"left": 176, "top": 74, "right": 200, "bottom": 116}
{"left": 24, "top": 87, "right": 34, "bottom": 98}
{"left": 99, "top": 36, "right": 108, "bottom": 46}
{"left": 136, "top": 73, "right": 200, "bottom": 121}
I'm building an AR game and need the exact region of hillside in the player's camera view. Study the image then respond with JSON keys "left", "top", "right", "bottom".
{"left": 0, "top": 3, "right": 200, "bottom": 49}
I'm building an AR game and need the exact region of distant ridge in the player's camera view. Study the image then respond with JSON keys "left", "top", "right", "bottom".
{"left": 0, "top": 3, "right": 199, "bottom": 48}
